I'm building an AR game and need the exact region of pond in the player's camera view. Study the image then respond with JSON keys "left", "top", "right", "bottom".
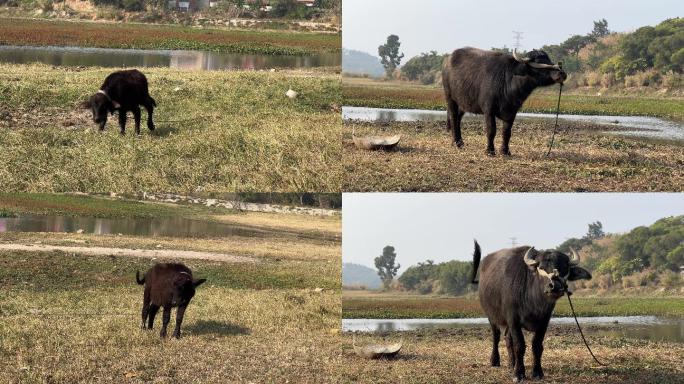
{"left": 342, "top": 106, "right": 684, "bottom": 142}
{"left": 0, "top": 45, "right": 340, "bottom": 70}
{"left": 0, "top": 214, "right": 266, "bottom": 239}
{"left": 342, "top": 316, "right": 684, "bottom": 343}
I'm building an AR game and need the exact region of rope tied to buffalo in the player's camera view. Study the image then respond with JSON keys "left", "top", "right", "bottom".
{"left": 566, "top": 292, "right": 607, "bottom": 367}
{"left": 545, "top": 82, "right": 563, "bottom": 157}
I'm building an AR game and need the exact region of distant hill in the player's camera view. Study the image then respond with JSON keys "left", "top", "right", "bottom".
{"left": 343, "top": 263, "right": 382, "bottom": 289}
{"left": 342, "top": 48, "right": 385, "bottom": 78}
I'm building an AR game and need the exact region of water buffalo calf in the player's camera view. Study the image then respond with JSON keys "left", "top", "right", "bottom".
{"left": 81, "top": 69, "right": 156, "bottom": 135}
{"left": 136, "top": 263, "right": 206, "bottom": 339}
{"left": 442, "top": 48, "right": 566, "bottom": 156}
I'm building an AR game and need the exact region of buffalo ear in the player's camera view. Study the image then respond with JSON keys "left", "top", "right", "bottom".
{"left": 79, "top": 100, "right": 91, "bottom": 109}
{"left": 193, "top": 278, "right": 206, "bottom": 287}
{"left": 568, "top": 266, "right": 592, "bottom": 281}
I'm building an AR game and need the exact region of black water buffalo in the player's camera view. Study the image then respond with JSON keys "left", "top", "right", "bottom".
{"left": 136, "top": 263, "right": 206, "bottom": 339}
{"left": 471, "top": 241, "right": 591, "bottom": 382}
{"left": 442, "top": 48, "right": 566, "bottom": 155}
{"left": 81, "top": 69, "right": 156, "bottom": 135}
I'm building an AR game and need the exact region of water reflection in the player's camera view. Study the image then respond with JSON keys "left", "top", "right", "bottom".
{"left": 342, "top": 106, "right": 684, "bottom": 141}
{"left": 342, "top": 316, "right": 684, "bottom": 343}
{"left": 0, "top": 45, "right": 340, "bottom": 70}
{"left": 0, "top": 214, "right": 259, "bottom": 238}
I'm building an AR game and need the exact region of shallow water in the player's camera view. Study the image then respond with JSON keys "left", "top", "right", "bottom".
{"left": 342, "top": 106, "right": 684, "bottom": 141}
{"left": 0, "top": 214, "right": 259, "bottom": 238}
{"left": 0, "top": 45, "right": 340, "bottom": 70}
{"left": 343, "top": 316, "right": 684, "bottom": 343}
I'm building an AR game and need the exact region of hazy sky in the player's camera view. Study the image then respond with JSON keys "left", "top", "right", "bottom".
{"left": 342, "top": 193, "right": 684, "bottom": 272}
{"left": 342, "top": 0, "right": 683, "bottom": 59}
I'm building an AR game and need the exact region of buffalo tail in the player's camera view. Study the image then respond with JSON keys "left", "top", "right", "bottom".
{"left": 136, "top": 270, "right": 145, "bottom": 285}
{"left": 471, "top": 240, "right": 481, "bottom": 284}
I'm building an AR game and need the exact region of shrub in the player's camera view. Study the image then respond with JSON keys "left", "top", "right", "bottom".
{"left": 585, "top": 71, "right": 602, "bottom": 87}
{"left": 661, "top": 270, "right": 681, "bottom": 288}
{"left": 121, "top": 0, "right": 142, "bottom": 11}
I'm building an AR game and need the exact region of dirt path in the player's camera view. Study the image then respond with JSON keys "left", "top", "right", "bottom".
{"left": 0, "top": 243, "right": 258, "bottom": 263}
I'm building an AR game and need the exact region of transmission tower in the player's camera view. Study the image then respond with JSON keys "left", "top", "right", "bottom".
{"left": 510, "top": 237, "right": 518, "bottom": 247}
{"left": 512, "top": 31, "right": 523, "bottom": 52}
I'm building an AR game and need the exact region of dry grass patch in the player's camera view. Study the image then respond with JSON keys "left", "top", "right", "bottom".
{"left": 341, "top": 328, "right": 684, "bottom": 383}
{"left": 343, "top": 121, "right": 684, "bottom": 192}
{"left": 0, "top": 248, "right": 341, "bottom": 383}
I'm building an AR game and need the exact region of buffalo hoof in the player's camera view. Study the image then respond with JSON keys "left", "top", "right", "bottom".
{"left": 512, "top": 374, "right": 526, "bottom": 383}
{"left": 486, "top": 149, "right": 496, "bottom": 157}
{"left": 532, "top": 369, "right": 544, "bottom": 380}
{"left": 453, "top": 141, "right": 464, "bottom": 148}
{"left": 500, "top": 149, "right": 512, "bottom": 157}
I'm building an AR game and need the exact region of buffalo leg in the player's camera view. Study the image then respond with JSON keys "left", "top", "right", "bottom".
{"left": 144, "top": 100, "right": 155, "bottom": 131}
{"left": 141, "top": 289, "right": 151, "bottom": 329}
{"left": 442, "top": 81, "right": 452, "bottom": 132}
{"left": 160, "top": 306, "right": 171, "bottom": 338}
{"left": 147, "top": 304, "right": 159, "bottom": 330}
{"left": 173, "top": 304, "right": 187, "bottom": 339}
{"left": 531, "top": 325, "right": 548, "bottom": 380}
{"left": 510, "top": 326, "right": 526, "bottom": 382}
{"left": 490, "top": 323, "right": 501, "bottom": 367}
{"left": 485, "top": 114, "right": 497, "bottom": 156}
{"left": 505, "top": 330, "right": 515, "bottom": 369}
{"left": 118, "top": 110, "right": 127, "bottom": 135}
{"left": 501, "top": 119, "right": 515, "bottom": 156}
{"left": 133, "top": 106, "right": 142, "bottom": 135}
{"left": 447, "top": 99, "right": 464, "bottom": 147}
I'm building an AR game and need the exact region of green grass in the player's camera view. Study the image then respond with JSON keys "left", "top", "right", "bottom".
{"left": 343, "top": 81, "right": 684, "bottom": 120}
{"left": 0, "top": 63, "right": 341, "bottom": 192}
{"left": 0, "top": 250, "right": 337, "bottom": 292}
{"left": 342, "top": 292, "right": 684, "bottom": 319}
{"left": 0, "top": 17, "right": 340, "bottom": 55}
{"left": 0, "top": 193, "right": 235, "bottom": 219}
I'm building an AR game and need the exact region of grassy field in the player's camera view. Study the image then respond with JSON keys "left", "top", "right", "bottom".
{"left": 342, "top": 78, "right": 684, "bottom": 120}
{"left": 0, "top": 195, "right": 341, "bottom": 383}
{"left": 0, "top": 192, "right": 237, "bottom": 218}
{"left": 343, "top": 120, "right": 684, "bottom": 192}
{"left": 0, "top": 17, "right": 340, "bottom": 55}
{"left": 0, "top": 63, "right": 341, "bottom": 192}
{"left": 342, "top": 327, "right": 684, "bottom": 383}
{"left": 342, "top": 291, "right": 684, "bottom": 319}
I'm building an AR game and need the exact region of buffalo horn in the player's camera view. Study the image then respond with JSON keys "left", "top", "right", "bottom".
{"left": 569, "top": 247, "right": 581, "bottom": 265}
{"left": 512, "top": 49, "right": 530, "bottom": 63}
{"left": 513, "top": 49, "right": 561, "bottom": 70}
{"left": 524, "top": 246, "right": 538, "bottom": 267}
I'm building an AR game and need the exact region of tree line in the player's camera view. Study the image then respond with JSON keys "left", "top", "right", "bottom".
{"left": 375, "top": 216, "right": 683, "bottom": 295}
{"left": 85, "top": 0, "right": 340, "bottom": 17}
{"left": 387, "top": 17, "right": 683, "bottom": 88}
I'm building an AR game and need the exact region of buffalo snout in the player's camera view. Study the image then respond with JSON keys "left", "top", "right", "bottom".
{"left": 544, "top": 279, "right": 565, "bottom": 297}
{"left": 552, "top": 70, "right": 567, "bottom": 84}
